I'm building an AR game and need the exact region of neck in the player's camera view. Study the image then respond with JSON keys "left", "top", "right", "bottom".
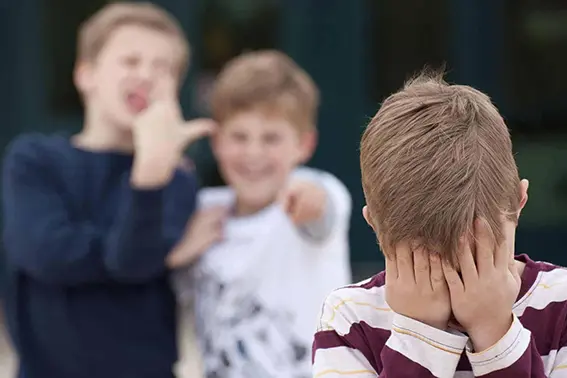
{"left": 234, "top": 198, "right": 274, "bottom": 217}
{"left": 73, "top": 109, "right": 134, "bottom": 153}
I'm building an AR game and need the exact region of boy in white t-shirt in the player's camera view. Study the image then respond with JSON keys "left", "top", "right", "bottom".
{"left": 168, "top": 50, "right": 352, "bottom": 378}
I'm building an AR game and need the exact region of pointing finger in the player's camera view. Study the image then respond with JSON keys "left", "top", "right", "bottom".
{"left": 180, "top": 119, "right": 217, "bottom": 146}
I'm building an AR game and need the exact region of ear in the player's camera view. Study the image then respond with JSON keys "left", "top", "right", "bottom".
{"left": 518, "top": 179, "right": 529, "bottom": 218}
{"left": 298, "top": 130, "right": 318, "bottom": 164}
{"left": 362, "top": 206, "right": 376, "bottom": 232}
{"left": 74, "top": 60, "right": 95, "bottom": 96}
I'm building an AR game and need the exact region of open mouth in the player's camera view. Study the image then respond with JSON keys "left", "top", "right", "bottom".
{"left": 236, "top": 167, "right": 272, "bottom": 181}
{"left": 125, "top": 92, "right": 149, "bottom": 113}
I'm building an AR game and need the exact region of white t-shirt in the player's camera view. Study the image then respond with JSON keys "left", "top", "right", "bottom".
{"left": 175, "top": 167, "right": 352, "bottom": 378}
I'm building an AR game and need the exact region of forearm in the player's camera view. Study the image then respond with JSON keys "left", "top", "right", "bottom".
{"left": 104, "top": 167, "right": 199, "bottom": 282}
{"left": 104, "top": 174, "right": 168, "bottom": 281}
{"left": 165, "top": 238, "right": 201, "bottom": 268}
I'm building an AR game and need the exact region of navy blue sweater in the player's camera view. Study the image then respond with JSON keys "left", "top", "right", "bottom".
{"left": 2, "top": 133, "right": 197, "bottom": 378}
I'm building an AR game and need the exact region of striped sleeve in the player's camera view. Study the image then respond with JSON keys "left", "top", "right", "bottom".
{"left": 466, "top": 312, "right": 567, "bottom": 377}
{"left": 312, "top": 292, "right": 468, "bottom": 377}
{"left": 465, "top": 315, "right": 546, "bottom": 377}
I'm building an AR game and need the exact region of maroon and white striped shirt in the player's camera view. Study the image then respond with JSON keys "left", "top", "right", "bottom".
{"left": 312, "top": 254, "right": 567, "bottom": 377}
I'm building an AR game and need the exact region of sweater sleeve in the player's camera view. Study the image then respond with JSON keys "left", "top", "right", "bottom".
{"left": 2, "top": 135, "right": 197, "bottom": 285}
{"left": 104, "top": 167, "right": 198, "bottom": 282}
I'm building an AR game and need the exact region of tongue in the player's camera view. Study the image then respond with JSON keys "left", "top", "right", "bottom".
{"left": 126, "top": 93, "right": 149, "bottom": 113}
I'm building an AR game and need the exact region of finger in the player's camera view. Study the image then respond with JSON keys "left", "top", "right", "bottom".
{"left": 305, "top": 187, "right": 326, "bottom": 222}
{"left": 194, "top": 207, "right": 229, "bottom": 226}
{"left": 210, "top": 228, "right": 225, "bottom": 243}
{"left": 276, "top": 188, "right": 288, "bottom": 208}
{"left": 180, "top": 119, "right": 217, "bottom": 145}
{"left": 278, "top": 191, "right": 294, "bottom": 214}
{"left": 289, "top": 192, "right": 306, "bottom": 224}
{"left": 293, "top": 192, "right": 318, "bottom": 224}
{"left": 206, "top": 206, "right": 230, "bottom": 221}
{"left": 442, "top": 259, "right": 464, "bottom": 293}
{"left": 151, "top": 76, "right": 177, "bottom": 104}
{"left": 413, "top": 247, "right": 431, "bottom": 288}
{"left": 207, "top": 216, "right": 226, "bottom": 238}
{"left": 395, "top": 241, "right": 415, "bottom": 283}
{"left": 474, "top": 218, "right": 495, "bottom": 272}
{"left": 457, "top": 236, "right": 478, "bottom": 284}
{"left": 429, "top": 253, "right": 446, "bottom": 291}
{"left": 195, "top": 231, "right": 224, "bottom": 259}
{"left": 199, "top": 205, "right": 229, "bottom": 216}
{"left": 495, "top": 217, "right": 516, "bottom": 270}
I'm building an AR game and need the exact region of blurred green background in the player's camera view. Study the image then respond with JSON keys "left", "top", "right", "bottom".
{"left": 1, "top": 0, "right": 566, "bottom": 281}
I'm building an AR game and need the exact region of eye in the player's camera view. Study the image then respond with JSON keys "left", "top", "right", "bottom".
{"left": 122, "top": 56, "right": 139, "bottom": 67}
{"left": 229, "top": 131, "right": 247, "bottom": 143}
{"left": 263, "top": 132, "right": 281, "bottom": 145}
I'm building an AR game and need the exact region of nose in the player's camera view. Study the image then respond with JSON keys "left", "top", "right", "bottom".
{"left": 243, "top": 139, "right": 265, "bottom": 160}
{"left": 136, "top": 62, "right": 154, "bottom": 82}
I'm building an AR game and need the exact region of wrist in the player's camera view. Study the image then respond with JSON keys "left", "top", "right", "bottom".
{"left": 467, "top": 314, "right": 513, "bottom": 352}
{"left": 166, "top": 237, "right": 204, "bottom": 268}
{"left": 131, "top": 154, "right": 175, "bottom": 189}
{"left": 392, "top": 313, "right": 468, "bottom": 353}
{"left": 423, "top": 320, "right": 449, "bottom": 332}
{"left": 166, "top": 246, "right": 198, "bottom": 269}
{"left": 165, "top": 252, "right": 183, "bottom": 269}
{"left": 397, "top": 313, "right": 448, "bottom": 331}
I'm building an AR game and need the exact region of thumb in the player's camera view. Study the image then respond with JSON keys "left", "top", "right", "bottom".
{"left": 151, "top": 76, "right": 178, "bottom": 104}
{"left": 278, "top": 187, "right": 296, "bottom": 215}
{"left": 179, "top": 119, "right": 217, "bottom": 146}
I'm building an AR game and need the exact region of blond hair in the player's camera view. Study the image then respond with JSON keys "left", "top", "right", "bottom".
{"left": 360, "top": 71, "right": 521, "bottom": 265}
{"left": 77, "top": 2, "right": 190, "bottom": 78}
{"left": 210, "top": 50, "right": 319, "bottom": 131}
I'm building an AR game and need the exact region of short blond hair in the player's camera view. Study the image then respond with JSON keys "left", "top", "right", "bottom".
{"left": 78, "top": 2, "right": 190, "bottom": 78}
{"left": 360, "top": 71, "right": 521, "bottom": 265}
{"left": 210, "top": 50, "right": 320, "bottom": 131}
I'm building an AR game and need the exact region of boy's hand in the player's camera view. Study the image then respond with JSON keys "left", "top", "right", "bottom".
{"left": 442, "top": 218, "right": 521, "bottom": 352}
{"left": 278, "top": 179, "right": 327, "bottom": 225}
{"left": 385, "top": 243, "right": 451, "bottom": 330}
{"left": 131, "top": 78, "right": 216, "bottom": 188}
{"left": 166, "top": 206, "right": 228, "bottom": 268}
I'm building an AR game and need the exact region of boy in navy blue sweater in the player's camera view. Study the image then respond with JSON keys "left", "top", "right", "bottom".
{"left": 1, "top": 3, "right": 214, "bottom": 377}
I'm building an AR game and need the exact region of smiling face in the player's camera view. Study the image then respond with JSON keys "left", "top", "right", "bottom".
{"left": 75, "top": 24, "right": 182, "bottom": 129}
{"left": 213, "top": 110, "right": 315, "bottom": 214}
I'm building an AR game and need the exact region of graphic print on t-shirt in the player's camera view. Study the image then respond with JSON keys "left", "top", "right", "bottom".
{"left": 193, "top": 266, "right": 310, "bottom": 378}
